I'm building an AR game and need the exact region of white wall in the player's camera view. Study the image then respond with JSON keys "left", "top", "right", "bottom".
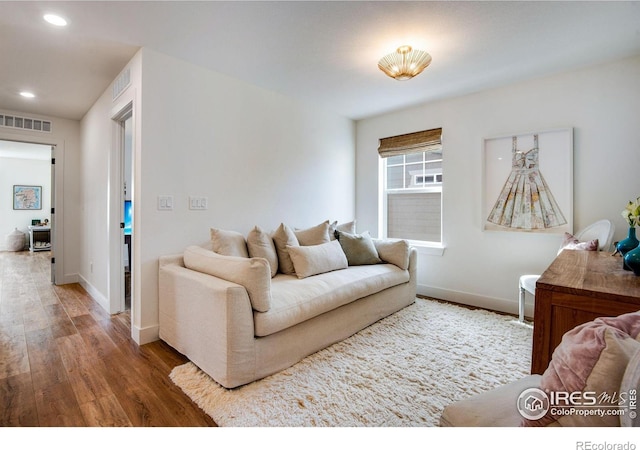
{"left": 356, "top": 56, "right": 640, "bottom": 316}
{"left": 79, "top": 48, "right": 355, "bottom": 343}
{"left": 0, "top": 109, "right": 81, "bottom": 284}
{"left": 0, "top": 153, "right": 51, "bottom": 251}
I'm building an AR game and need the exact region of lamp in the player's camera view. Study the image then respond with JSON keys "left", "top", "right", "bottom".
{"left": 378, "top": 45, "right": 432, "bottom": 81}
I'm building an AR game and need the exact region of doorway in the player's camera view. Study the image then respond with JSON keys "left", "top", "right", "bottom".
{"left": 0, "top": 140, "right": 55, "bottom": 281}
{"left": 122, "top": 115, "right": 133, "bottom": 310}
{"left": 108, "top": 103, "right": 134, "bottom": 316}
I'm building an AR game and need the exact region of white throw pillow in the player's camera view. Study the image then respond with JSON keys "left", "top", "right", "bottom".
{"left": 183, "top": 245, "right": 271, "bottom": 312}
{"left": 247, "top": 226, "right": 278, "bottom": 277}
{"left": 271, "top": 223, "right": 299, "bottom": 275}
{"left": 287, "top": 240, "right": 348, "bottom": 279}
{"left": 373, "top": 239, "right": 411, "bottom": 270}
{"left": 294, "top": 220, "right": 331, "bottom": 246}
{"left": 329, "top": 220, "right": 356, "bottom": 240}
{"left": 210, "top": 228, "right": 249, "bottom": 257}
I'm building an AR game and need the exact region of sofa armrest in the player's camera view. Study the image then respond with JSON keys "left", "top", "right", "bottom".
{"left": 182, "top": 246, "right": 272, "bottom": 312}
{"left": 159, "top": 260, "right": 258, "bottom": 388}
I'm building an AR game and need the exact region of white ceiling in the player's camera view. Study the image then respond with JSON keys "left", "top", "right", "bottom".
{"left": 1, "top": 1, "right": 639, "bottom": 121}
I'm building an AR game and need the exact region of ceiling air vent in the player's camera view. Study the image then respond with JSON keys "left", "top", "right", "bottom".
{"left": 112, "top": 67, "right": 131, "bottom": 101}
{"left": 0, "top": 114, "right": 52, "bottom": 133}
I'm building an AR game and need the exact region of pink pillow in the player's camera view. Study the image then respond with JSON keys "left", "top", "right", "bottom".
{"left": 523, "top": 312, "right": 640, "bottom": 427}
{"left": 558, "top": 232, "right": 598, "bottom": 254}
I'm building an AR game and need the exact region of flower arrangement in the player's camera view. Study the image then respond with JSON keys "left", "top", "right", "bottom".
{"left": 622, "top": 196, "right": 640, "bottom": 227}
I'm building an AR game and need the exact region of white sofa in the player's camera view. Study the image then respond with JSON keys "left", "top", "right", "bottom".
{"left": 158, "top": 221, "right": 417, "bottom": 388}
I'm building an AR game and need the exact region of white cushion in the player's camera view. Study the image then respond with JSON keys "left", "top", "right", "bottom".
{"left": 210, "top": 228, "right": 248, "bottom": 257}
{"left": 373, "top": 239, "right": 411, "bottom": 270}
{"left": 329, "top": 220, "right": 356, "bottom": 240}
{"left": 183, "top": 245, "right": 271, "bottom": 312}
{"left": 287, "top": 240, "right": 348, "bottom": 279}
{"left": 254, "top": 263, "right": 410, "bottom": 336}
{"left": 271, "top": 223, "right": 299, "bottom": 275}
{"left": 247, "top": 226, "right": 278, "bottom": 277}
{"left": 294, "top": 220, "right": 331, "bottom": 246}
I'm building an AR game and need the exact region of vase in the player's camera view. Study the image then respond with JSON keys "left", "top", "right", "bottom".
{"left": 617, "top": 226, "right": 639, "bottom": 261}
{"left": 624, "top": 244, "right": 640, "bottom": 275}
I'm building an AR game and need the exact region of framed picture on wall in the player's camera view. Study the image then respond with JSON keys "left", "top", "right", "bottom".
{"left": 482, "top": 128, "right": 573, "bottom": 234}
{"left": 13, "top": 185, "right": 42, "bottom": 210}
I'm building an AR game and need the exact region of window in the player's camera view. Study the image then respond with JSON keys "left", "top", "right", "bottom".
{"left": 379, "top": 128, "right": 443, "bottom": 244}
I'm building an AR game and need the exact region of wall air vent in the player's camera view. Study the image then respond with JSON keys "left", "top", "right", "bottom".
{"left": 0, "top": 114, "right": 52, "bottom": 133}
{"left": 112, "top": 67, "right": 131, "bottom": 101}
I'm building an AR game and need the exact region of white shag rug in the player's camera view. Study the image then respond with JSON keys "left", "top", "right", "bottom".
{"left": 169, "top": 298, "right": 533, "bottom": 427}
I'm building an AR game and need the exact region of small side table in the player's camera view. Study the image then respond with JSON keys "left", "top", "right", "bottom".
{"left": 28, "top": 226, "right": 51, "bottom": 252}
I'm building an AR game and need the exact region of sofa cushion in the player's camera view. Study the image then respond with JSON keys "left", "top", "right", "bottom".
{"left": 373, "top": 239, "right": 411, "bottom": 270}
{"left": 335, "top": 230, "right": 382, "bottom": 266}
{"left": 294, "top": 220, "right": 331, "bottom": 246}
{"left": 247, "top": 225, "right": 278, "bottom": 277}
{"left": 183, "top": 245, "right": 271, "bottom": 312}
{"left": 272, "top": 223, "right": 299, "bottom": 275}
{"left": 287, "top": 240, "right": 348, "bottom": 279}
{"left": 329, "top": 220, "right": 356, "bottom": 240}
{"left": 210, "top": 228, "right": 249, "bottom": 257}
{"left": 523, "top": 311, "right": 640, "bottom": 427}
{"left": 254, "top": 263, "right": 409, "bottom": 336}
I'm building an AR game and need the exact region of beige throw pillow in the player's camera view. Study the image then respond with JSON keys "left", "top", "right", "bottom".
{"left": 210, "top": 228, "right": 249, "bottom": 257}
{"left": 294, "top": 220, "right": 331, "bottom": 246}
{"left": 183, "top": 245, "right": 271, "bottom": 312}
{"left": 373, "top": 239, "right": 411, "bottom": 270}
{"left": 271, "top": 223, "right": 299, "bottom": 275}
{"left": 287, "top": 240, "right": 348, "bottom": 279}
{"left": 329, "top": 220, "right": 356, "bottom": 240}
{"left": 247, "top": 226, "right": 278, "bottom": 277}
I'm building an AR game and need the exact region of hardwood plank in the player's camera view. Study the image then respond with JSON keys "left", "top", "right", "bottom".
{"left": 34, "top": 380, "right": 87, "bottom": 426}
{"left": 0, "top": 372, "right": 38, "bottom": 426}
{"left": 57, "top": 333, "right": 113, "bottom": 404}
{"left": 0, "top": 334, "right": 30, "bottom": 379}
{"left": 79, "top": 394, "right": 133, "bottom": 427}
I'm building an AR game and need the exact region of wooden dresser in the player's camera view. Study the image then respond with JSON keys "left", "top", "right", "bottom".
{"left": 531, "top": 250, "right": 640, "bottom": 375}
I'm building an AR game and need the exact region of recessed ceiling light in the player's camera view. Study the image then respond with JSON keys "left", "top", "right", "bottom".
{"left": 20, "top": 91, "right": 36, "bottom": 99}
{"left": 43, "top": 14, "right": 67, "bottom": 27}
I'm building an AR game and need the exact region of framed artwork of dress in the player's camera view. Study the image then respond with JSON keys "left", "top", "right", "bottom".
{"left": 482, "top": 128, "right": 573, "bottom": 234}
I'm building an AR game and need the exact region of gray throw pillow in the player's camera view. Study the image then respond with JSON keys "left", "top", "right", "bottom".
{"left": 335, "top": 230, "right": 382, "bottom": 266}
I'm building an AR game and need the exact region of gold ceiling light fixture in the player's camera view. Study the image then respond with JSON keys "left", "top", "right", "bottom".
{"left": 378, "top": 45, "right": 432, "bottom": 81}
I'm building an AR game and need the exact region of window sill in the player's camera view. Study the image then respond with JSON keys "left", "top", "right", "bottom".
{"left": 409, "top": 241, "right": 446, "bottom": 256}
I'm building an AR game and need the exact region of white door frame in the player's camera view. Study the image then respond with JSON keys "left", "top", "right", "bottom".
{"left": 0, "top": 134, "right": 64, "bottom": 284}
{"left": 108, "top": 102, "right": 133, "bottom": 315}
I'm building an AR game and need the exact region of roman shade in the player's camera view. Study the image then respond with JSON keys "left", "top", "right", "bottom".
{"left": 378, "top": 127, "right": 442, "bottom": 158}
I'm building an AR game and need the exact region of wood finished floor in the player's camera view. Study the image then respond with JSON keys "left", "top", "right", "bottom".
{"left": 0, "top": 250, "right": 216, "bottom": 427}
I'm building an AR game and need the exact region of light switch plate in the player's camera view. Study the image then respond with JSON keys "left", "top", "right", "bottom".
{"left": 189, "top": 196, "right": 208, "bottom": 210}
{"left": 158, "top": 195, "right": 174, "bottom": 211}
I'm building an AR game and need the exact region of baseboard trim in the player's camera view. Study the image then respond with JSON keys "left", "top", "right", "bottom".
{"left": 78, "top": 275, "right": 110, "bottom": 314}
{"left": 132, "top": 323, "right": 159, "bottom": 345}
{"left": 417, "top": 284, "right": 534, "bottom": 318}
